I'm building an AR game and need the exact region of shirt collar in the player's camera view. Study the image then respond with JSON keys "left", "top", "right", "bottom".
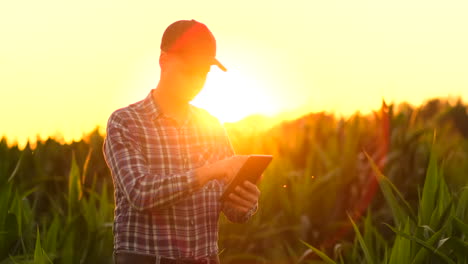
{"left": 143, "top": 89, "right": 195, "bottom": 124}
{"left": 140, "top": 89, "right": 162, "bottom": 120}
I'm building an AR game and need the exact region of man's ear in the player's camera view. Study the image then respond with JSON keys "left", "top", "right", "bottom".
{"left": 159, "top": 52, "right": 168, "bottom": 69}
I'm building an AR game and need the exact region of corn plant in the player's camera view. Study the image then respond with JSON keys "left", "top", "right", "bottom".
{"left": 302, "top": 139, "right": 468, "bottom": 263}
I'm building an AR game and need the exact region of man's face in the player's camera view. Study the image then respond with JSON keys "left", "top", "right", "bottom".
{"left": 161, "top": 53, "right": 211, "bottom": 103}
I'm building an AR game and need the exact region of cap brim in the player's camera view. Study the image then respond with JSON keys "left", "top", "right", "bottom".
{"left": 213, "top": 58, "right": 227, "bottom": 72}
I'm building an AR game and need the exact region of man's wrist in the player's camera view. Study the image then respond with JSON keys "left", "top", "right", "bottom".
{"left": 241, "top": 202, "right": 258, "bottom": 222}
{"left": 249, "top": 202, "right": 258, "bottom": 215}
{"left": 195, "top": 165, "right": 213, "bottom": 186}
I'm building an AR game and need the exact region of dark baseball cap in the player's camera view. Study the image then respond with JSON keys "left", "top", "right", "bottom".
{"left": 160, "top": 19, "right": 227, "bottom": 72}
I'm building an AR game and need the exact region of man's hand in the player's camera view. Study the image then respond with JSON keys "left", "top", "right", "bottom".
{"left": 225, "top": 181, "right": 260, "bottom": 214}
{"left": 222, "top": 155, "right": 248, "bottom": 184}
{"left": 195, "top": 155, "right": 248, "bottom": 186}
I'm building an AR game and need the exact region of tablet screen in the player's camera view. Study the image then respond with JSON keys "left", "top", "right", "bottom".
{"left": 220, "top": 155, "right": 273, "bottom": 201}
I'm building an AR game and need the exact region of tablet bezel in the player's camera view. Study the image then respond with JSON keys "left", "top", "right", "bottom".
{"left": 220, "top": 154, "right": 273, "bottom": 201}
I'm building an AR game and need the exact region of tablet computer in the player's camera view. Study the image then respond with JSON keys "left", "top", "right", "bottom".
{"left": 220, "top": 155, "right": 273, "bottom": 201}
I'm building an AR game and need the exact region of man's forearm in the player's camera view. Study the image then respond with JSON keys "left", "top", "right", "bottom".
{"left": 194, "top": 165, "right": 214, "bottom": 186}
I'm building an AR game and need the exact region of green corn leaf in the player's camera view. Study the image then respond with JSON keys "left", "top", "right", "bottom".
{"left": 383, "top": 247, "right": 389, "bottom": 264}
{"left": 436, "top": 237, "right": 450, "bottom": 250}
{"left": 348, "top": 214, "right": 375, "bottom": 264}
{"left": 34, "top": 227, "right": 53, "bottom": 264}
{"left": 284, "top": 242, "right": 298, "bottom": 263}
{"left": 365, "top": 152, "right": 415, "bottom": 226}
{"left": 8, "top": 255, "right": 23, "bottom": 264}
{"left": 100, "top": 183, "right": 110, "bottom": 224}
{"left": 5, "top": 190, "right": 22, "bottom": 254}
{"left": 0, "top": 213, "right": 18, "bottom": 259}
{"left": 428, "top": 167, "right": 453, "bottom": 230}
{"left": 385, "top": 223, "right": 455, "bottom": 264}
{"left": 429, "top": 198, "right": 454, "bottom": 234}
{"left": 389, "top": 218, "right": 412, "bottom": 264}
{"left": 442, "top": 237, "right": 468, "bottom": 261}
{"left": 44, "top": 213, "right": 60, "bottom": 255}
{"left": 34, "top": 227, "right": 42, "bottom": 262}
{"left": 455, "top": 187, "right": 468, "bottom": 221}
{"left": 81, "top": 148, "right": 92, "bottom": 185}
{"left": 0, "top": 184, "right": 13, "bottom": 226}
{"left": 7, "top": 151, "right": 23, "bottom": 183}
{"left": 67, "top": 153, "right": 82, "bottom": 222}
{"left": 419, "top": 144, "right": 439, "bottom": 226}
{"left": 61, "top": 226, "right": 76, "bottom": 264}
{"left": 363, "top": 211, "right": 374, "bottom": 254}
{"left": 453, "top": 217, "right": 468, "bottom": 237}
{"left": 412, "top": 216, "right": 452, "bottom": 264}
{"left": 300, "top": 240, "right": 337, "bottom": 264}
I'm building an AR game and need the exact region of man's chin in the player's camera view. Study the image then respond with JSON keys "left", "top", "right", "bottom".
{"left": 173, "top": 95, "right": 193, "bottom": 105}
{"left": 173, "top": 90, "right": 202, "bottom": 104}
{"left": 187, "top": 92, "right": 202, "bottom": 103}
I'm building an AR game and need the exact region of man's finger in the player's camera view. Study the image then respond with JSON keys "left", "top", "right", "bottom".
{"left": 229, "top": 192, "right": 255, "bottom": 208}
{"left": 242, "top": 181, "right": 260, "bottom": 195}
{"left": 225, "top": 200, "right": 250, "bottom": 213}
{"left": 234, "top": 186, "right": 257, "bottom": 203}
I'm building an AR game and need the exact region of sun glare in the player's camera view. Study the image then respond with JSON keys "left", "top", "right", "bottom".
{"left": 191, "top": 67, "right": 278, "bottom": 123}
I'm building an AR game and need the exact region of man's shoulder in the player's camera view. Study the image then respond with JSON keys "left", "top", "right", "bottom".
{"left": 107, "top": 100, "right": 146, "bottom": 126}
{"left": 190, "top": 105, "right": 222, "bottom": 127}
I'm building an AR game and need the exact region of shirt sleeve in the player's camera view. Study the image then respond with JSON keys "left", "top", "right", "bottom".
{"left": 218, "top": 125, "right": 258, "bottom": 223}
{"left": 103, "top": 113, "right": 200, "bottom": 212}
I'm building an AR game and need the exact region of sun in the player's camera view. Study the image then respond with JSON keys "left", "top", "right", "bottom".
{"left": 191, "top": 67, "right": 278, "bottom": 123}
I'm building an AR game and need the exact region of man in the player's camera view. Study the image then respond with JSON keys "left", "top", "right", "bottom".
{"left": 103, "top": 19, "right": 260, "bottom": 264}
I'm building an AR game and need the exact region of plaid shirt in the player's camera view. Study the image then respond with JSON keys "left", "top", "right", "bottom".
{"left": 103, "top": 89, "right": 257, "bottom": 259}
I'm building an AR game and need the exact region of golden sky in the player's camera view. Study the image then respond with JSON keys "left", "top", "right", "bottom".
{"left": 1, "top": 0, "right": 467, "bottom": 147}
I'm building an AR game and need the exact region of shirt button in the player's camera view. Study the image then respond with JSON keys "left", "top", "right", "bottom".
{"left": 190, "top": 219, "right": 195, "bottom": 225}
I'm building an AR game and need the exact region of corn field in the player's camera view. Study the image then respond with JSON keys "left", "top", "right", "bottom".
{"left": 1, "top": 98, "right": 468, "bottom": 263}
